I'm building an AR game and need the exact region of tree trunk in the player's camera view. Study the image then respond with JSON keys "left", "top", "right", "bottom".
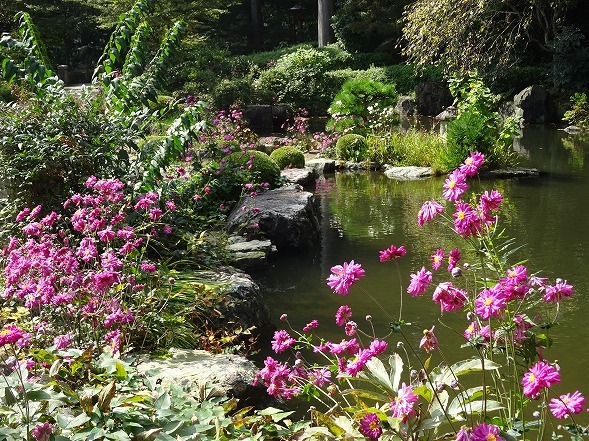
{"left": 251, "top": 0, "right": 263, "bottom": 50}
{"left": 317, "top": 0, "right": 335, "bottom": 47}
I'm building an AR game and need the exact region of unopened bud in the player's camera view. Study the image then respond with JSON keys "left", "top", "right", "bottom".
{"left": 365, "top": 315, "right": 372, "bottom": 321}
{"left": 397, "top": 341, "right": 404, "bottom": 348}
{"left": 280, "top": 314, "right": 288, "bottom": 321}
{"left": 451, "top": 267, "right": 462, "bottom": 278}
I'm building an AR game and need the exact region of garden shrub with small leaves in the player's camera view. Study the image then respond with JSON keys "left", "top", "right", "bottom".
{"left": 270, "top": 145, "right": 305, "bottom": 169}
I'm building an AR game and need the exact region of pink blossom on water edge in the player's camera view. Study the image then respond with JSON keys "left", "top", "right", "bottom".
{"left": 549, "top": 391, "right": 585, "bottom": 419}
{"left": 459, "top": 151, "right": 485, "bottom": 177}
{"left": 271, "top": 329, "right": 295, "bottom": 353}
{"left": 335, "top": 305, "right": 352, "bottom": 326}
{"left": 432, "top": 282, "right": 467, "bottom": 313}
{"left": 431, "top": 248, "right": 444, "bottom": 270}
{"left": 479, "top": 189, "right": 503, "bottom": 212}
{"left": 326, "top": 260, "right": 365, "bottom": 296}
{"left": 419, "top": 326, "right": 438, "bottom": 352}
{"left": 447, "top": 248, "right": 461, "bottom": 271}
{"left": 417, "top": 200, "right": 444, "bottom": 226}
{"left": 379, "top": 244, "right": 407, "bottom": 262}
{"left": 522, "top": 360, "right": 561, "bottom": 399}
{"left": 542, "top": 279, "right": 574, "bottom": 303}
{"left": 407, "top": 267, "right": 432, "bottom": 296}
{"left": 442, "top": 169, "right": 468, "bottom": 201}
{"left": 474, "top": 285, "right": 507, "bottom": 319}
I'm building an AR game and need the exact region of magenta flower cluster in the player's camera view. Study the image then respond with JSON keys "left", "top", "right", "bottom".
{"left": 0, "top": 176, "right": 174, "bottom": 354}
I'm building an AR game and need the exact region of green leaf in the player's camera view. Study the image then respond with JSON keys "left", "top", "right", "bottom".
{"left": 436, "top": 358, "right": 501, "bottom": 385}
{"left": 57, "top": 412, "right": 92, "bottom": 430}
{"left": 364, "top": 357, "right": 393, "bottom": 392}
{"left": 154, "top": 392, "right": 171, "bottom": 410}
{"left": 310, "top": 409, "right": 345, "bottom": 437}
{"left": 389, "top": 353, "right": 403, "bottom": 391}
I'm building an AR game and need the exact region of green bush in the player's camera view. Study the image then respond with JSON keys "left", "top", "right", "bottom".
{"left": 256, "top": 47, "right": 335, "bottom": 114}
{"left": 564, "top": 92, "right": 589, "bottom": 129}
{"left": 443, "top": 108, "right": 497, "bottom": 171}
{"left": 0, "top": 81, "right": 15, "bottom": 102}
{"left": 227, "top": 150, "right": 281, "bottom": 188}
{"left": 336, "top": 134, "right": 368, "bottom": 161}
{"left": 328, "top": 78, "right": 398, "bottom": 132}
{"left": 270, "top": 145, "right": 305, "bottom": 169}
{"left": 211, "top": 78, "right": 256, "bottom": 109}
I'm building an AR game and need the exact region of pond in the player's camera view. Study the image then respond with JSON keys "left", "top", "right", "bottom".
{"left": 253, "top": 125, "right": 589, "bottom": 424}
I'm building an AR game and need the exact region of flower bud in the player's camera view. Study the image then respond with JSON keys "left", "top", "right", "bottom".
{"left": 451, "top": 267, "right": 462, "bottom": 278}
{"left": 397, "top": 341, "right": 404, "bottom": 348}
{"left": 365, "top": 315, "right": 372, "bottom": 321}
{"left": 280, "top": 314, "right": 288, "bottom": 321}
{"left": 532, "top": 411, "right": 540, "bottom": 418}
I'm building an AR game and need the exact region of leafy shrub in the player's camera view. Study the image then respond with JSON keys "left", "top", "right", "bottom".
{"left": 256, "top": 47, "right": 334, "bottom": 114}
{"left": 211, "top": 77, "right": 256, "bottom": 109}
{"left": 564, "top": 92, "right": 589, "bottom": 129}
{"left": 0, "top": 80, "right": 14, "bottom": 101}
{"left": 226, "top": 150, "right": 281, "bottom": 188}
{"left": 336, "top": 133, "right": 368, "bottom": 161}
{"left": 270, "top": 145, "right": 305, "bottom": 169}
{"left": 443, "top": 109, "right": 497, "bottom": 170}
{"left": 328, "top": 78, "right": 398, "bottom": 132}
{"left": 0, "top": 93, "right": 134, "bottom": 213}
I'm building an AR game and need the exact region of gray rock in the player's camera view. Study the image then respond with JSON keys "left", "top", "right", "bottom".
{"left": 227, "top": 239, "right": 277, "bottom": 271}
{"left": 415, "top": 82, "right": 453, "bottom": 116}
{"left": 243, "top": 105, "right": 273, "bottom": 135}
{"left": 396, "top": 96, "right": 417, "bottom": 116}
{"left": 138, "top": 348, "right": 265, "bottom": 402}
{"left": 564, "top": 125, "right": 583, "bottom": 134}
{"left": 337, "top": 161, "right": 380, "bottom": 171}
{"left": 481, "top": 167, "right": 540, "bottom": 178}
{"left": 191, "top": 267, "right": 271, "bottom": 331}
{"left": 281, "top": 168, "right": 316, "bottom": 188}
{"left": 306, "top": 158, "right": 336, "bottom": 174}
{"left": 435, "top": 106, "right": 458, "bottom": 121}
{"left": 513, "top": 85, "right": 556, "bottom": 124}
{"left": 227, "top": 185, "right": 320, "bottom": 251}
{"left": 384, "top": 166, "right": 434, "bottom": 180}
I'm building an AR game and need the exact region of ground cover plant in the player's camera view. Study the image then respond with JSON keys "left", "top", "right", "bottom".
{"left": 256, "top": 152, "right": 587, "bottom": 440}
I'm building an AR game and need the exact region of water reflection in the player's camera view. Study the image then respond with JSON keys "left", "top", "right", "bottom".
{"left": 255, "top": 126, "right": 589, "bottom": 424}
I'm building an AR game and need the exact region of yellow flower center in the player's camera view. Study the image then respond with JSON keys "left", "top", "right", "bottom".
{"left": 483, "top": 297, "right": 493, "bottom": 306}
{"left": 457, "top": 211, "right": 465, "bottom": 220}
{"left": 465, "top": 158, "right": 473, "bottom": 165}
{"left": 487, "top": 434, "right": 496, "bottom": 441}
{"left": 448, "top": 181, "right": 456, "bottom": 189}
{"left": 528, "top": 373, "right": 536, "bottom": 383}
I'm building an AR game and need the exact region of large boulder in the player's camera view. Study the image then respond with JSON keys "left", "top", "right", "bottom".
{"left": 514, "top": 85, "right": 556, "bottom": 124}
{"left": 138, "top": 348, "right": 268, "bottom": 405}
{"left": 415, "top": 82, "right": 453, "bottom": 116}
{"left": 227, "top": 185, "right": 320, "bottom": 251}
{"left": 281, "top": 168, "right": 316, "bottom": 188}
{"left": 243, "top": 105, "right": 291, "bottom": 135}
{"left": 396, "top": 96, "right": 417, "bottom": 116}
{"left": 192, "top": 267, "right": 271, "bottom": 331}
{"left": 306, "top": 158, "right": 336, "bottom": 174}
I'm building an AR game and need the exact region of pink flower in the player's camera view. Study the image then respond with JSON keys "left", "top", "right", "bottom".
{"left": 326, "top": 260, "right": 365, "bottom": 296}
{"left": 368, "top": 338, "right": 388, "bottom": 355}
{"left": 271, "top": 330, "right": 295, "bottom": 353}
{"left": 430, "top": 249, "right": 444, "bottom": 270}
{"left": 479, "top": 189, "right": 503, "bottom": 212}
{"left": 542, "top": 279, "right": 574, "bottom": 303}
{"left": 141, "top": 262, "right": 157, "bottom": 273}
{"left": 335, "top": 305, "right": 352, "bottom": 326}
{"left": 442, "top": 170, "right": 468, "bottom": 201}
{"left": 359, "top": 413, "right": 383, "bottom": 439}
{"left": 474, "top": 285, "right": 507, "bottom": 319}
{"left": 419, "top": 326, "right": 438, "bottom": 352}
{"left": 149, "top": 208, "right": 163, "bottom": 221}
{"left": 418, "top": 200, "right": 444, "bottom": 226}
{"left": 459, "top": 151, "right": 485, "bottom": 177}
{"left": 97, "top": 226, "right": 115, "bottom": 242}
{"left": 407, "top": 267, "right": 432, "bottom": 296}
{"left": 549, "top": 391, "right": 585, "bottom": 418}
{"left": 345, "top": 321, "right": 357, "bottom": 336}
{"left": 453, "top": 201, "right": 480, "bottom": 237}
{"left": 0, "top": 324, "right": 31, "bottom": 348}
{"left": 522, "top": 360, "right": 561, "bottom": 398}
{"left": 447, "top": 248, "right": 461, "bottom": 271}
{"left": 379, "top": 244, "right": 406, "bottom": 262}
{"left": 165, "top": 200, "right": 177, "bottom": 211}
{"left": 432, "top": 282, "right": 467, "bottom": 313}
{"left": 54, "top": 332, "right": 74, "bottom": 350}
{"left": 303, "top": 320, "right": 319, "bottom": 332}
{"left": 32, "top": 422, "right": 52, "bottom": 441}
{"left": 390, "top": 383, "right": 418, "bottom": 422}
{"left": 471, "top": 422, "right": 504, "bottom": 441}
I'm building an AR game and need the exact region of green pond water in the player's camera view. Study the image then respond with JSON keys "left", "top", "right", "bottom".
{"left": 253, "top": 125, "right": 589, "bottom": 424}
